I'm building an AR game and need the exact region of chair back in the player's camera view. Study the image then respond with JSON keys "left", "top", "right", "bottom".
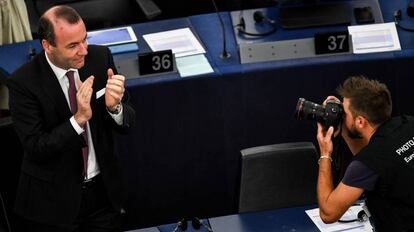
{"left": 238, "top": 142, "right": 318, "bottom": 213}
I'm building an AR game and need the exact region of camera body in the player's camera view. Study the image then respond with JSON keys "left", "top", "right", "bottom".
{"left": 295, "top": 98, "right": 343, "bottom": 130}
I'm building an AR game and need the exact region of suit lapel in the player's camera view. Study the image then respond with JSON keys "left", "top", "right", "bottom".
{"left": 38, "top": 52, "right": 72, "bottom": 120}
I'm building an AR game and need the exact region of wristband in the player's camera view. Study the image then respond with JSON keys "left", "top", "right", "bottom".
{"left": 318, "top": 155, "right": 333, "bottom": 164}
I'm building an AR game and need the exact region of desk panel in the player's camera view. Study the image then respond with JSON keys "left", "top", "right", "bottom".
{"left": 117, "top": 51, "right": 405, "bottom": 229}
{"left": 209, "top": 206, "right": 317, "bottom": 232}
{"left": 130, "top": 206, "right": 318, "bottom": 232}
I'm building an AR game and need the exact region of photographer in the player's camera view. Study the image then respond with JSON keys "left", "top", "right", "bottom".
{"left": 316, "top": 76, "right": 414, "bottom": 231}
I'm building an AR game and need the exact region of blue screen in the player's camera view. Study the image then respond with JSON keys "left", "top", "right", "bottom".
{"left": 87, "top": 28, "right": 133, "bottom": 45}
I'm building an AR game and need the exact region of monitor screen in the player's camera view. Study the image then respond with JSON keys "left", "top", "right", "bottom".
{"left": 279, "top": 0, "right": 352, "bottom": 29}
{"left": 87, "top": 26, "right": 137, "bottom": 46}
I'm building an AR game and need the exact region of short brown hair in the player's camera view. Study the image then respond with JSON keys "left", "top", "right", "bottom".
{"left": 38, "top": 5, "right": 81, "bottom": 46}
{"left": 337, "top": 75, "right": 392, "bottom": 125}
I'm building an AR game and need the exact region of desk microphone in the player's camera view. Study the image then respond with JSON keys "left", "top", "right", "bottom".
{"left": 171, "top": 217, "right": 213, "bottom": 232}
{"left": 253, "top": 11, "right": 275, "bottom": 25}
{"left": 394, "top": 10, "right": 414, "bottom": 32}
{"left": 192, "top": 217, "right": 213, "bottom": 232}
{"left": 338, "top": 201, "right": 371, "bottom": 224}
{"left": 408, "top": 0, "right": 414, "bottom": 17}
{"left": 171, "top": 218, "right": 187, "bottom": 232}
{"left": 394, "top": 1, "right": 414, "bottom": 32}
{"left": 338, "top": 210, "right": 368, "bottom": 223}
{"left": 236, "top": 11, "right": 277, "bottom": 37}
{"left": 210, "top": 0, "right": 231, "bottom": 59}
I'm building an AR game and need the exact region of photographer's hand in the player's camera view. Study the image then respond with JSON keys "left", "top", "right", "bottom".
{"left": 317, "top": 123, "right": 334, "bottom": 157}
{"left": 323, "top": 96, "right": 342, "bottom": 137}
{"left": 323, "top": 96, "right": 341, "bottom": 105}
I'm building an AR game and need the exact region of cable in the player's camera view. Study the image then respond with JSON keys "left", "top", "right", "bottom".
{"left": 211, "top": 0, "right": 231, "bottom": 59}
{"left": 338, "top": 210, "right": 368, "bottom": 223}
{"left": 0, "top": 192, "right": 11, "bottom": 232}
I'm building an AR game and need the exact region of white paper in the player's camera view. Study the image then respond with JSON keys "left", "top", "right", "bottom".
{"left": 176, "top": 54, "right": 214, "bottom": 77}
{"left": 305, "top": 206, "right": 373, "bottom": 232}
{"left": 96, "top": 88, "right": 105, "bottom": 99}
{"left": 348, "top": 22, "right": 401, "bottom": 54}
{"left": 143, "top": 28, "right": 206, "bottom": 57}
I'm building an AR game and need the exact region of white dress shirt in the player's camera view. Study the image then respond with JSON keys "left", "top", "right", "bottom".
{"left": 45, "top": 53, "right": 123, "bottom": 180}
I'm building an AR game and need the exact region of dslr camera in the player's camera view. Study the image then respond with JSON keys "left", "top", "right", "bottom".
{"left": 295, "top": 98, "right": 343, "bottom": 130}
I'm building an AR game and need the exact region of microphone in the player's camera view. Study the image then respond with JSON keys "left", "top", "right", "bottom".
{"left": 192, "top": 217, "right": 213, "bottom": 232}
{"left": 171, "top": 218, "right": 187, "bottom": 232}
{"left": 253, "top": 11, "right": 276, "bottom": 25}
{"left": 407, "top": 0, "right": 414, "bottom": 17}
{"left": 236, "top": 11, "right": 277, "bottom": 37}
{"left": 338, "top": 210, "right": 368, "bottom": 223}
{"left": 394, "top": 9, "right": 414, "bottom": 32}
{"left": 171, "top": 217, "right": 213, "bottom": 232}
{"left": 210, "top": 0, "right": 231, "bottom": 59}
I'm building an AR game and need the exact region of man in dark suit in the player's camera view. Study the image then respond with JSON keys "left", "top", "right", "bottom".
{"left": 7, "top": 5, "right": 135, "bottom": 232}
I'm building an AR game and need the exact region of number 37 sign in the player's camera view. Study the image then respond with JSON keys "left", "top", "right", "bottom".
{"left": 314, "top": 31, "right": 350, "bottom": 55}
{"left": 138, "top": 50, "right": 175, "bottom": 76}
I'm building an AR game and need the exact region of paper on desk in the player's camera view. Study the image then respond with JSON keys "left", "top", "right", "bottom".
{"left": 348, "top": 22, "right": 401, "bottom": 54}
{"left": 306, "top": 206, "right": 373, "bottom": 232}
{"left": 176, "top": 54, "right": 214, "bottom": 77}
{"left": 143, "top": 28, "right": 206, "bottom": 57}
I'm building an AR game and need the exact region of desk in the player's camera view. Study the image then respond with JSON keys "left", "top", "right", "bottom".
{"left": 127, "top": 206, "right": 318, "bottom": 232}
{"left": 1, "top": 0, "right": 414, "bottom": 229}
{"left": 208, "top": 206, "right": 317, "bottom": 232}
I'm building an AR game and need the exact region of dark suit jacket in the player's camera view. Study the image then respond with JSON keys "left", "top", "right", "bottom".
{"left": 7, "top": 45, "right": 135, "bottom": 225}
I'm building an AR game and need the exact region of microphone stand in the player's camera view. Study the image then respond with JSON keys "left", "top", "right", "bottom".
{"left": 192, "top": 217, "right": 213, "bottom": 232}
{"left": 171, "top": 217, "right": 213, "bottom": 232}
{"left": 211, "top": 0, "right": 231, "bottom": 59}
{"left": 171, "top": 218, "right": 187, "bottom": 232}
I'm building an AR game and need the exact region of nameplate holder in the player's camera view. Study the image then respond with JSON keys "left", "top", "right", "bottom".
{"left": 138, "top": 49, "right": 176, "bottom": 76}
{"left": 239, "top": 37, "right": 352, "bottom": 64}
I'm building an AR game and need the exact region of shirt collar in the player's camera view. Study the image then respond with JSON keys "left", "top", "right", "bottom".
{"left": 45, "top": 52, "right": 78, "bottom": 81}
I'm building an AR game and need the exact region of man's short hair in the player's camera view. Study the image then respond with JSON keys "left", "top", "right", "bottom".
{"left": 337, "top": 75, "right": 392, "bottom": 125}
{"left": 38, "top": 5, "right": 81, "bottom": 46}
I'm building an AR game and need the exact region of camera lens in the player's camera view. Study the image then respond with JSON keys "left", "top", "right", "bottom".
{"left": 295, "top": 98, "right": 326, "bottom": 121}
{"left": 295, "top": 98, "right": 343, "bottom": 130}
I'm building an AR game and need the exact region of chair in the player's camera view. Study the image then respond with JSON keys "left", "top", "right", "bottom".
{"left": 0, "top": 116, "right": 24, "bottom": 232}
{"left": 0, "top": 68, "right": 9, "bottom": 118}
{"left": 238, "top": 142, "right": 319, "bottom": 213}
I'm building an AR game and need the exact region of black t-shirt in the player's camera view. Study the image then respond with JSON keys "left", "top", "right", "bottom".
{"left": 342, "top": 116, "right": 414, "bottom": 231}
{"left": 341, "top": 160, "right": 379, "bottom": 191}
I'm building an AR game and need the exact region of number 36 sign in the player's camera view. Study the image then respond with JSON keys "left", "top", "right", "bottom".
{"left": 138, "top": 50, "right": 175, "bottom": 76}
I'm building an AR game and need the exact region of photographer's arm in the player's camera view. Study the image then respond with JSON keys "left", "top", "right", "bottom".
{"left": 316, "top": 123, "right": 364, "bottom": 223}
